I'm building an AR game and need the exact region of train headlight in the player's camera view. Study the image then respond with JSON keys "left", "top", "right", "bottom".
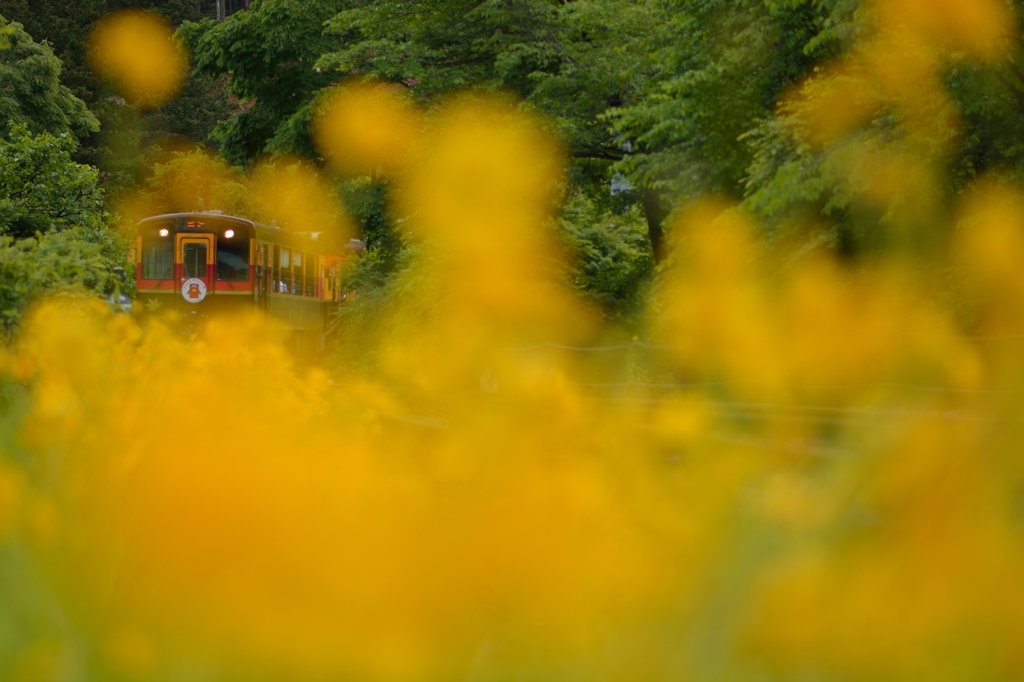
{"left": 158, "top": 228, "right": 169, "bottom": 237}
{"left": 224, "top": 229, "right": 235, "bottom": 239}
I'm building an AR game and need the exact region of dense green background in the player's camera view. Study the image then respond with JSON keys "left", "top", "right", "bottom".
{"left": 2, "top": 0, "right": 1024, "bottom": 331}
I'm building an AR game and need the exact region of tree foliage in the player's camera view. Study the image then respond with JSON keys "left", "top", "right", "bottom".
{"left": 0, "top": 228, "right": 116, "bottom": 335}
{"left": 18, "top": 0, "right": 1024, "bottom": 319}
{"left": 0, "top": 124, "right": 123, "bottom": 332}
{"left": 608, "top": 0, "right": 841, "bottom": 199}
{"left": 0, "top": 1, "right": 232, "bottom": 188}
{"left": 128, "top": 149, "right": 253, "bottom": 219}
{"left": 556, "top": 189, "right": 653, "bottom": 320}
{"left": 180, "top": 0, "right": 348, "bottom": 165}
{"left": 0, "top": 123, "right": 105, "bottom": 238}
{"left": 318, "top": 0, "right": 562, "bottom": 98}
{"left": 734, "top": 0, "right": 1024, "bottom": 255}
{"left": 0, "top": 0, "right": 203, "bottom": 105}
{"left": 0, "top": 15, "right": 99, "bottom": 141}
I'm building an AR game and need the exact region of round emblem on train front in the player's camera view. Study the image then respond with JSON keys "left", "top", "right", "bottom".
{"left": 181, "top": 278, "right": 207, "bottom": 303}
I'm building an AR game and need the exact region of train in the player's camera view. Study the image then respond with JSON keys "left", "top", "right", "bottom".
{"left": 130, "top": 212, "right": 364, "bottom": 347}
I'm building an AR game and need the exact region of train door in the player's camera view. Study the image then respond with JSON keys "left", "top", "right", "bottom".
{"left": 176, "top": 233, "right": 215, "bottom": 304}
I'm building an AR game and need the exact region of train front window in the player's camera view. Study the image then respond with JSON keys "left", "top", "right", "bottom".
{"left": 183, "top": 243, "right": 207, "bottom": 278}
{"left": 217, "top": 235, "right": 249, "bottom": 281}
{"left": 141, "top": 238, "right": 173, "bottom": 280}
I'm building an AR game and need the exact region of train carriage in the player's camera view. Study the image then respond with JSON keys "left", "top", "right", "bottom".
{"left": 131, "top": 212, "right": 359, "bottom": 347}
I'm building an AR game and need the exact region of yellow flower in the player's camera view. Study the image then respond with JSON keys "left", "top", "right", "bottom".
{"left": 87, "top": 11, "right": 187, "bottom": 109}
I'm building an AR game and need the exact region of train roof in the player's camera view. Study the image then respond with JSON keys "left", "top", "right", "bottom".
{"left": 138, "top": 212, "right": 365, "bottom": 255}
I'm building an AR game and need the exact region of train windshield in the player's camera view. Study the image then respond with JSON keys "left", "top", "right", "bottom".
{"left": 183, "top": 243, "right": 207, "bottom": 278}
{"left": 141, "top": 238, "right": 173, "bottom": 280}
{"left": 217, "top": 235, "right": 249, "bottom": 281}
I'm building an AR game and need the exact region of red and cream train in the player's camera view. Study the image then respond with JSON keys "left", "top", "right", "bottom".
{"left": 131, "top": 212, "right": 363, "bottom": 346}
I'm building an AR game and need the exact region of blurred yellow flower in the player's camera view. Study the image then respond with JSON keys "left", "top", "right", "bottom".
{"left": 313, "top": 83, "right": 422, "bottom": 177}
{"left": 252, "top": 157, "right": 355, "bottom": 240}
{"left": 871, "top": 0, "right": 1016, "bottom": 62}
{"left": 87, "top": 11, "right": 187, "bottom": 109}
{"left": 0, "top": 463, "right": 22, "bottom": 543}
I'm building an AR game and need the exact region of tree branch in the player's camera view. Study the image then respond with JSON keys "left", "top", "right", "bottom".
{"left": 570, "top": 148, "right": 626, "bottom": 161}
{"left": 995, "top": 69, "right": 1024, "bottom": 114}
{"left": 1006, "top": 59, "right": 1024, "bottom": 90}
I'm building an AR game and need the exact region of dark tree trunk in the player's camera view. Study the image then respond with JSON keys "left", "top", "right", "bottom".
{"left": 641, "top": 186, "right": 669, "bottom": 263}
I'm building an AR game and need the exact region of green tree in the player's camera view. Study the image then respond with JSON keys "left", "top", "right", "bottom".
{"left": 604, "top": 0, "right": 854, "bottom": 251}
{"left": 318, "top": 0, "right": 562, "bottom": 99}
{"left": 0, "top": 1, "right": 231, "bottom": 186}
{"left": 179, "top": 0, "right": 348, "bottom": 165}
{"left": 556, "top": 189, "right": 653, "bottom": 320}
{"left": 0, "top": 123, "right": 105, "bottom": 238}
{"left": 153, "top": 73, "right": 234, "bottom": 147}
{"left": 0, "top": 15, "right": 99, "bottom": 141}
{"left": 316, "top": 0, "right": 648, "bottom": 159}
{"left": 737, "top": 1, "right": 1024, "bottom": 257}
{"left": 0, "top": 0, "right": 202, "bottom": 105}
{"left": 0, "top": 124, "right": 123, "bottom": 333}
{"left": 318, "top": 0, "right": 647, "bottom": 231}
{"left": 0, "top": 228, "right": 117, "bottom": 335}
{"left": 0, "top": 0, "right": 105, "bottom": 104}
{"left": 137, "top": 149, "right": 253, "bottom": 217}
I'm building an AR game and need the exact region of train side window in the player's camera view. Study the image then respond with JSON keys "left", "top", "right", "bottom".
{"left": 293, "top": 251, "right": 303, "bottom": 295}
{"left": 272, "top": 245, "right": 280, "bottom": 293}
{"left": 217, "top": 232, "right": 250, "bottom": 281}
{"left": 183, "top": 242, "right": 207, "bottom": 278}
{"left": 305, "top": 254, "right": 316, "bottom": 297}
{"left": 263, "top": 245, "right": 271, "bottom": 296}
{"left": 141, "top": 238, "right": 173, "bottom": 280}
{"left": 280, "top": 248, "right": 291, "bottom": 294}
